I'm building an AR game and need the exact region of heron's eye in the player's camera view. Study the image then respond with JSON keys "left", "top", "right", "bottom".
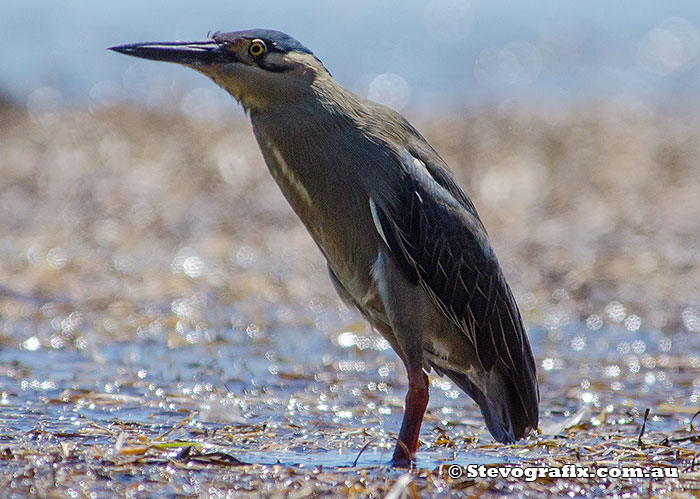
{"left": 248, "top": 39, "right": 267, "bottom": 58}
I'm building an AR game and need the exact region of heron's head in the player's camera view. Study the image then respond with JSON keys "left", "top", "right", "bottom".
{"left": 110, "top": 29, "right": 330, "bottom": 112}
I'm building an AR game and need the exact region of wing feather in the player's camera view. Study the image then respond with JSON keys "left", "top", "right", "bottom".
{"left": 370, "top": 149, "right": 534, "bottom": 377}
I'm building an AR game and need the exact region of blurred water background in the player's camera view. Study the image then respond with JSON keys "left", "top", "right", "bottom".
{"left": 2, "top": 0, "right": 700, "bottom": 112}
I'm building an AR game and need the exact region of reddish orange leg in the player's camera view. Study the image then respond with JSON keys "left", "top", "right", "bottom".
{"left": 391, "top": 369, "right": 429, "bottom": 467}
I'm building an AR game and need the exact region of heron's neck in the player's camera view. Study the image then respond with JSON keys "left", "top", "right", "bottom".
{"left": 253, "top": 76, "right": 360, "bottom": 129}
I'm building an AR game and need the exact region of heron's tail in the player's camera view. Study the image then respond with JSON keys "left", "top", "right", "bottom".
{"left": 444, "top": 367, "right": 539, "bottom": 443}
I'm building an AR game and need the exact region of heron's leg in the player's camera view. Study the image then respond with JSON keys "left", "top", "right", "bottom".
{"left": 391, "top": 366, "right": 429, "bottom": 467}
{"left": 369, "top": 252, "right": 433, "bottom": 467}
{"left": 372, "top": 320, "right": 429, "bottom": 467}
{"left": 328, "top": 259, "right": 429, "bottom": 465}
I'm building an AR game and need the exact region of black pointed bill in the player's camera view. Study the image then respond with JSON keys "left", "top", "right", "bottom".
{"left": 108, "top": 40, "right": 230, "bottom": 66}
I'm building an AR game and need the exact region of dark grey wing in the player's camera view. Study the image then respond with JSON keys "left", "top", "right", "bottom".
{"left": 371, "top": 149, "right": 538, "bottom": 440}
{"left": 371, "top": 149, "right": 535, "bottom": 378}
{"left": 408, "top": 143, "right": 483, "bottom": 223}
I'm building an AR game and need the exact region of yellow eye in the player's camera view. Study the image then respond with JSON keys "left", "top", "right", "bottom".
{"left": 248, "top": 39, "right": 266, "bottom": 58}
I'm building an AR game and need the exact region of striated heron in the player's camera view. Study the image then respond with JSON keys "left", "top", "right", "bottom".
{"left": 110, "top": 29, "right": 539, "bottom": 467}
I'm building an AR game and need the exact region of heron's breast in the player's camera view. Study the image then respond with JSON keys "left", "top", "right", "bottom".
{"left": 259, "top": 139, "right": 379, "bottom": 298}
{"left": 265, "top": 143, "right": 313, "bottom": 212}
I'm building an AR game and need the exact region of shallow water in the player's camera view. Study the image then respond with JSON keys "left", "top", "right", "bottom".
{"left": 1, "top": 102, "right": 699, "bottom": 495}
{"left": 1, "top": 306, "right": 697, "bottom": 466}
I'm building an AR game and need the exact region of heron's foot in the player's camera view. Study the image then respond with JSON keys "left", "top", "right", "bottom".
{"left": 390, "top": 435, "right": 416, "bottom": 468}
{"left": 390, "top": 451, "right": 413, "bottom": 468}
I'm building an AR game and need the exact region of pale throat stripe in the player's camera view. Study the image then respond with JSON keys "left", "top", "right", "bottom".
{"left": 269, "top": 144, "right": 312, "bottom": 207}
